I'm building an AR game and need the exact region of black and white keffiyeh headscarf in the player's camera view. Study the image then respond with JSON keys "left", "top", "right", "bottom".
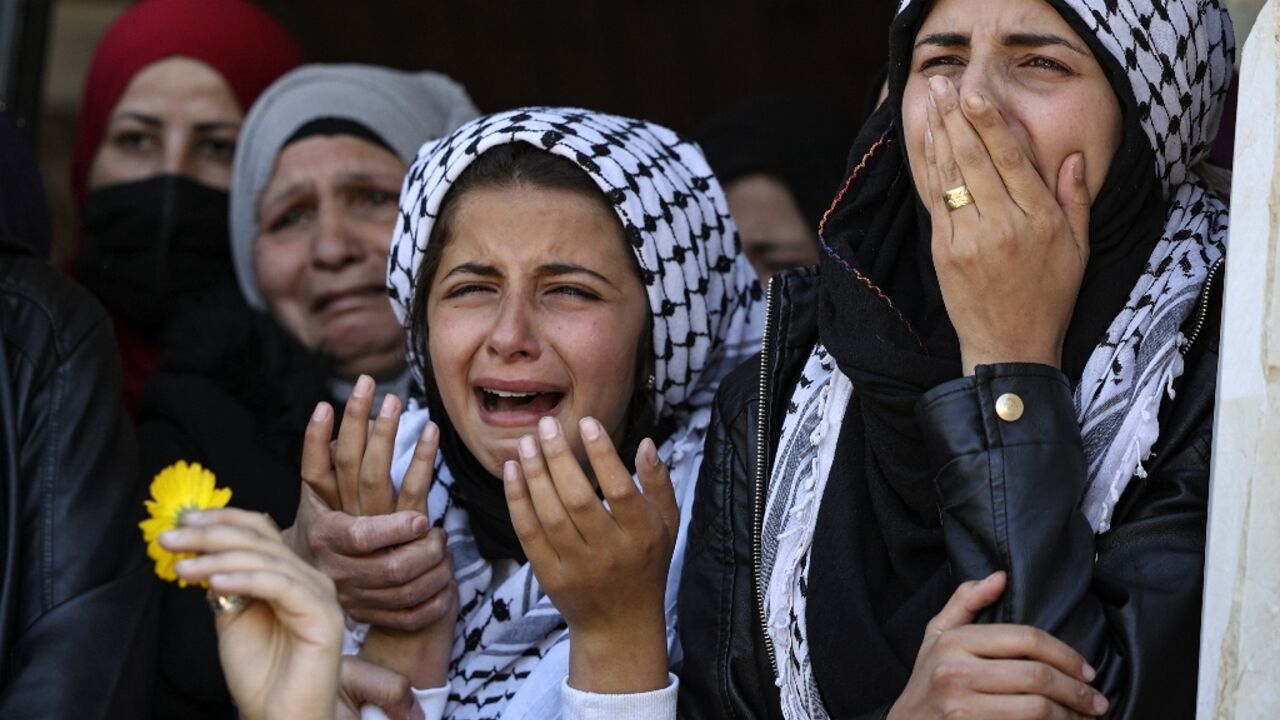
{"left": 368, "top": 108, "right": 764, "bottom": 718}
{"left": 762, "top": 1, "right": 1234, "bottom": 717}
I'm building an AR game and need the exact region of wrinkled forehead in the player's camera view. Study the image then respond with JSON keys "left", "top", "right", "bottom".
{"left": 911, "top": 0, "right": 1074, "bottom": 36}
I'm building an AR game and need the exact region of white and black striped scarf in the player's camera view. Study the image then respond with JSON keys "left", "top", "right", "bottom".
{"left": 765, "top": 1, "right": 1234, "bottom": 717}
{"left": 377, "top": 108, "right": 765, "bottom": 719}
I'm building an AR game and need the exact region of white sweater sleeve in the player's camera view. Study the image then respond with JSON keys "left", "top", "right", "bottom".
{"left": 560, "top": 674, "right": 679, "bottom": 720}
{"left": 358, "top": 685, "right": 449, "bottom": 720}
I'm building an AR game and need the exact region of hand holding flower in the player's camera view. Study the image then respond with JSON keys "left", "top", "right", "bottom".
{"left": 160, "top": 508, "right": 345, "bottom": 720}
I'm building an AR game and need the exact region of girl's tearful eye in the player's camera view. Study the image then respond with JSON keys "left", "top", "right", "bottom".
{"left": 550, "top": 285, "right": 602, "bottom": 301}
{"left": 444, "top": 283, "right": 496, "bottom": 300}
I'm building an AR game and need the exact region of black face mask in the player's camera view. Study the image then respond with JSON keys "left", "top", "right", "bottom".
{"left": 77, "top": 174, "right": 234, "bottom": 338}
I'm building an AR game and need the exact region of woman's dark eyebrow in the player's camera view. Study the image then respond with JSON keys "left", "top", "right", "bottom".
{"left": 441, "top": 261, "right": 618, "bottom": 288}
{"left": 1003, "top": 33, "right": 1088, "bottom": 55}
{"left": 914, "top": 31, "right": 1087, "bottom": 57}
{"left": 537, "top": 263, "right": 618, "bottom": 289}
{"left": 109, "top": 111, "right": 162, "bottom": 128}
{"left": 915, "top": 32, "right": 968, "bottom": 50}
{"left": 443, "top": 262, "right": 501, "bottom": 280}
{"left": 193, "top": 120, "right": 241, "bottom": 133}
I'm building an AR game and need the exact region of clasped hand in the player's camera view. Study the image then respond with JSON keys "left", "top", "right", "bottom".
{"left": 294, "top": 377, "right": 458, "bottom": 693}
{"left": 286, "top": 377, "right": 455, "bottom": 632}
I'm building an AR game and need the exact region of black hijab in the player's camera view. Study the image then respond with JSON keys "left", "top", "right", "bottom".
{"left": 804, "top": 0, "right": 1168, "bottom": 714}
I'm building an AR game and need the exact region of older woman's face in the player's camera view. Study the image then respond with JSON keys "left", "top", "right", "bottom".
{"left": 88, "top": 57, "right": 243, "bottom": 191}
{"left": 427, "top": 185, "right": 650, "bottom": 477}
{"left": 253, "top": 135, "right": 407, "bottom": 380}
{"left": 902, "top": 0, "right": 1122, "bottom": 208}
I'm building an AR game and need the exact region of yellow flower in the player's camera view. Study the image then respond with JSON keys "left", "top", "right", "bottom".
{"left": 138, "top": 461, "right": 232, "bottom": 587}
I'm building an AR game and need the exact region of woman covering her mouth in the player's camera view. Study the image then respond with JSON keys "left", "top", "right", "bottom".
{"left": 310, "top": 107, "right": 765, "bottom": 718}
{"left": 678, "top": 0, "right": 1234, "bottom": 718}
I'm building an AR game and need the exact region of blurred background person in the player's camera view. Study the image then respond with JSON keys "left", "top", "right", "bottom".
{"left": 67, "top": 0, "right": 301, "bottom": 411}
{"left": 136, "top": 63, "right": 477, "bottom": 719}
{"left": 696, "top": 94, "right": 857, "bottom": 284}
{"left": 0, "top": 106, "right": 157, "bottom": 719}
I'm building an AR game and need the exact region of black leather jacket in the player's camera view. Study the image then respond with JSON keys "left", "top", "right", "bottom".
{"left": 0, "top": 234, "right": 158, "bottom": 717}
{"left": 678, "top": 265, "right": 1222, "bottom": 719}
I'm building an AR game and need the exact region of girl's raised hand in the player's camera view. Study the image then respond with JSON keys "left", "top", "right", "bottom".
{"left": 504, "top": 416, "right": 678, "bottom": 694}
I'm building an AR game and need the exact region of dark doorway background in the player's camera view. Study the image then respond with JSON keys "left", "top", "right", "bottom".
{"left": 253, "top": 0, "right": 894, "bottom": 134}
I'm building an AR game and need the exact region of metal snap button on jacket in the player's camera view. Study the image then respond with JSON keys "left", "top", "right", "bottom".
{"left": 995, "top": 392, "right": 1024, "bottom": 422}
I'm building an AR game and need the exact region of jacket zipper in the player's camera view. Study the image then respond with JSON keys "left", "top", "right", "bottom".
{"left": 752, "top": 276, "right": 781, "bottom": 681}
{"left": 1182, "top": 257, "right": 1224, "bottom": 356}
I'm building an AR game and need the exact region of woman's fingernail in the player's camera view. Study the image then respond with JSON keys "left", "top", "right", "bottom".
{"left": 579, "top": 417, "right": 602, "bottom": 442}
{"left": 379, "top": 394, "right": 398, "bottom": 418}
{"left": 503, "top": 460, "right": 519, "bottom": 483}
{"left": 175, "top": 558, "right": 195, "bottom": 573}
{"left": 519, "top": 435, "right": 538, "bottom": 459}
{"left": 158, "top": 530, "right": 182, "bottom": 546}
{"left": 353, "top": 375, "right": 373, "bottom": 398}
{"left": 422, "top": 421, "right": 438, "bottom": 444}
{"left": 641, "top": 438, "right": 659, "bottom": 468}
{"left": 929, "top": 75, "right": 949, "bottom": 97}
{"left": 1093, "top": 691, "right": 1109, "bottom": 714}
{"left": 964, "top": 93, "right": 985, "bottom": 111}
{"left": 538, "top": 416, "right": 558, "bottom": 440}
{"left": 1082, "top": 662, "right": 1097, "bottom": 682}
{"left": 181, "top": 510, "right": 208, "bottom": 525}
{"left": 1074, "top": 153, "right": 1086, "bottom": 183}
{"left": 311, "top": 402, "right": 331, "bottom": 422}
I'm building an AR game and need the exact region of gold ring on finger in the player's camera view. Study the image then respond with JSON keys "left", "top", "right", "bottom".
{"left": 207, "top": 589, "right": 250, "bottom": 615}
{"left": 944, "top": 185, "right": 974, "bottom": 211}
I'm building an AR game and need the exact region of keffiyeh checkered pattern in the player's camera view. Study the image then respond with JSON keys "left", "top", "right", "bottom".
{"left": 770, "top": 2, "right": 1234, "bottom": 717}
{"left": 388, "top": 107, "right": 761, "bottom": 422}
{"left": 893, "top": 0, "right": 1233, "bottom": 195}
{"left": 377, "top": 108, "right": 764, "bottom": 718}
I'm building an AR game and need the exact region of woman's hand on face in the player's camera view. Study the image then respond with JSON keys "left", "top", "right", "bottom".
{"left": 161, "top": 508, "right": 345, "bottom": 720}
{"left": 294, "top": 380, "right": 455, "bottom": 632}
{"left": 923, "top": 75, "right": 1093, "bottom": 375}
{"left": 888, "top": 572, "right": 1110, "bottom": 720}
{"left": 504, "top": 416, "right": 678, "bottom": 694}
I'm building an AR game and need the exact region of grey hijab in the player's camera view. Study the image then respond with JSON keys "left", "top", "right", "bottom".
{"left": 230, "top": 64, "right": 479, "bottom": 310}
